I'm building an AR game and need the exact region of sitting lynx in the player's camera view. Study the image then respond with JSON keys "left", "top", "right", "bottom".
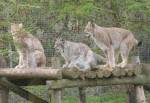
{"left": 54, "top": 38, "right": 106, "bottom": 70}
{"left": 11, "top": 23, "right": 46, "bottom": 69}
{"left": 84, "top": 21, "right": 141, "bottom": 68}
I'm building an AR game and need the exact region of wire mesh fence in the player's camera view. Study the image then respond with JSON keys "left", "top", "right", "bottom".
{"left": 0, "top": 1, "right": 150, "bottom": 103}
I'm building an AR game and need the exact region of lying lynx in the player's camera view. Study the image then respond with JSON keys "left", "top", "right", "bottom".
{"left": 11, "top": 23, "right": 46, "bottom": 69}
{"left": 54, "top": 38, "right": 106, "bottom": 70}
{"left": 84, "top": 21, "right": 141, "bottom": 68}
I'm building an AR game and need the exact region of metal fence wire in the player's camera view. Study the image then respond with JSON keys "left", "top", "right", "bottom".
{"left": 0, "top": 1, "right": 150, "bottom": 103}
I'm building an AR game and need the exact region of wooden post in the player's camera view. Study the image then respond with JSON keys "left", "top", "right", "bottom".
{"left": 127, "top": 56, "right": 146, "bottom": 103}
{"left": 0, "top": 86, "right": 9, "bottom": 103}
{"left": 79, "top": 87, "right": 86, "bottom": 103}
{"left": 135, "top": 85, "right": 146, "bottom": 103}
{"left": 51, "top": 89, "right": 62, "bottom": 103}
{"left": 48, "top": 56, "right": 62, "bottom": 102}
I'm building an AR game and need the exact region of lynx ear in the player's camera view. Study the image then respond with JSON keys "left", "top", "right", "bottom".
{"left": 87, "top": 21, "right": 91, "bottom": 25}
{"left": 19, "top": 23, "right": 23, "bottom": 28}
{"left": 88, "top": 21, "right": 95, "bottom": 28}
{"left": 91, "top": 22, "right": 95, "bottom": 28}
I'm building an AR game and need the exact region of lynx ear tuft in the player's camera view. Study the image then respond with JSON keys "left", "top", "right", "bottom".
{"left": 19, "top": 23, "right": 23, "bottom": 28}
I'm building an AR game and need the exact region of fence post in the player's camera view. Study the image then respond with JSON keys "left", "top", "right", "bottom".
{"left": 51, "top": 89, "right": 62, "bottom": 103}
{"left": 127, "top": 56, "right": 146, "bottom": 103}
{"left": 79, "top": 87, "right": 86, "bottom": 103}
{"left": 48, "top": 56, "right": 62, "bottom": 103}
{"left": 0, "top": 86, "right": 9, "bottom": 103}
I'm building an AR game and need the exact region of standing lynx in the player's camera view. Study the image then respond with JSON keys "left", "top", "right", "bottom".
{"left": 54, "top": 38, "right": 106, "bottom": 70}
{"left": 84, "top": 21, "right": 141, "bottom": 68}
{"left": 11, "top": 23, "right": 46, "bottom": 69}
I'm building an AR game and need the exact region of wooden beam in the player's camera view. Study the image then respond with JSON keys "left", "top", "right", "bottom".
{"left": 0, "top": 68, "right": 62, "bottom": 80}
{"left": 47, "top": 63, "right": 150, "bottom": 89}
{"left": 0, "top": 63, "right": 142, "bottom": 80}
{"left": 0, "top": 78, "right": 48, "bottom": 103}
{"left": 47, "top": 76, "right": 145, "bottom": 89}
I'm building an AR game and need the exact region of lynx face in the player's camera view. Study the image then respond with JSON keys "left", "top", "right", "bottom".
{"left": 10, "top": 23, "right": 23, "bottom": 35}
{"left": 84, "top": 21, "right": 94, "bottom": 37}
{"left": 54, "top": 38, "right": 65, "bottom": 53}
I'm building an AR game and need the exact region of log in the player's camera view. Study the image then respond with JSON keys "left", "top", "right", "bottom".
{"left": 62, "top": 68, "right": 82, "bottom": 79}
{"left": 112, "top": 68, "right": 122, "bottom": 77}
{"left": 85, "top": 70, "right": 96, "bottom": 79}
{"left": 102, "top": 68, "right": 112, "bottom": 78}
{"left": 46, "top": 63, "right": 148, "bottom": 89}
{"left": 0, "top": 68, "right": 62, "bottom": 80}
{"left": 96, "top": 69, "right": 104, "bottom": 78}
{"left": 95, "top": 66, "right": 113, "bottom": 78}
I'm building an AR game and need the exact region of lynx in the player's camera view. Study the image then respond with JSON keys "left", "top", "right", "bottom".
{"left": 11, "top": 23, "right": 46, "bottom": 69}
{"left": 54, "top": 38, "right": 106, "bottom": 70}
{"left": 84, "top": 21, "right": 141, "bottom": 68}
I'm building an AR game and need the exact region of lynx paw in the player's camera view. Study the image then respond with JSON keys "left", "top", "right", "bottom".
{"left": 15, "top": 65, "right": 29, "bottom": 69}
{"left": 62, "top": 64, "right": 69, "bottom": 69}
{"left": 116, "top": 63, "right": 127, "bottom": 68}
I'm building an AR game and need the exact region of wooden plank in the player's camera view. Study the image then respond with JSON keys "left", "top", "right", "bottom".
{"left": 0, "top": 78, "right": 48, "bottom": 103}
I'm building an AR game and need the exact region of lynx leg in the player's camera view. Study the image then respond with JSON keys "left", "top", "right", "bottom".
{"left": 107, "top": 47, "right": 115, "bottom": 68}
{"left": 20, "top": 51, "right": 29, "bottom": 69}
{"left": 117, "top": 42, "right": 129, "bottom": 68}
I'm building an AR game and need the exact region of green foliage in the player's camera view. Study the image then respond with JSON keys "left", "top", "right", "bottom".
{"left": 0, "top": 0, "right": 150, "bottom": 65}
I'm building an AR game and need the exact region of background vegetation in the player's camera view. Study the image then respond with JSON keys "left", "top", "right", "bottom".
{"left": 0, "top": 0, "right": 150, "bottom": 103}
{"left": 0, "top": 0, "right": 150, "bottom": 66}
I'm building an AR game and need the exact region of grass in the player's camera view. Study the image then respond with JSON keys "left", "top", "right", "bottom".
{"left": 63, "top": 93, "right": 127, "bottom": 103}
{"left": 10, "top": 86, "right": 127, "bottom": 103}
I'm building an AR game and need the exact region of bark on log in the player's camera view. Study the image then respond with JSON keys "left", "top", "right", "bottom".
{"left": 0, "top": 68, "right": 62, "bottom": 79}
{"left": 85, "top": 70, "right": 96, "bottom": 79}
{"left": 0, "top": 63, "right": 143, "bottom": 80}
{"left": 102, "top": 68, "right": 112, "bottom": 78}
{"left": 96, "top": 69, "right": 104, "bottom": 78}
{"left": 47, "top": 63, "right": 149, "bottom": 89}
{"left": 62, "top": 68, "right": 82, "bottom": 79}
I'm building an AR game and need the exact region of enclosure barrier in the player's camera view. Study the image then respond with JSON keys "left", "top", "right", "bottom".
{"left": 0, "top": 63, "right": 150, "bottom": 103}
